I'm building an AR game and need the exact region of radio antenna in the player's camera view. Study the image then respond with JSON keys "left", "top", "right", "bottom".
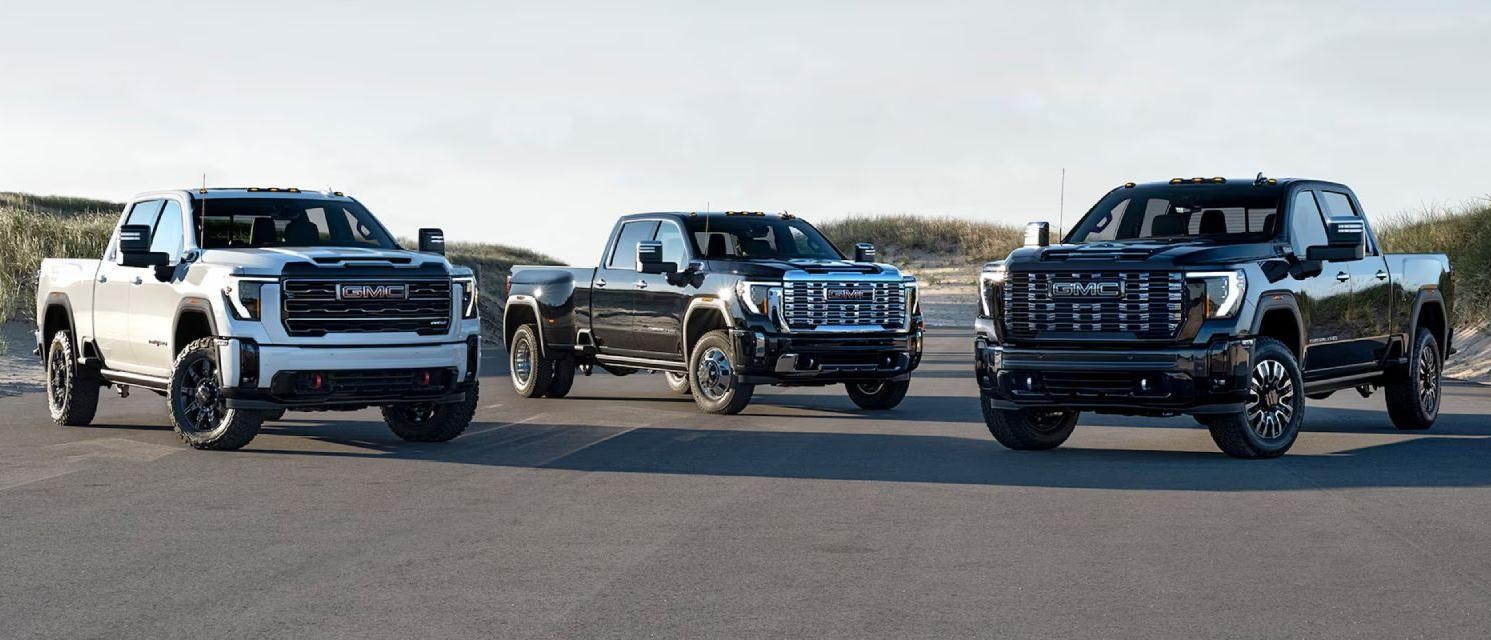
{"left": 198, "top": 173, "right": 207, "bottom": 247}
{"left": 1057, "top": 168, "right": 1067, "bottom": 238}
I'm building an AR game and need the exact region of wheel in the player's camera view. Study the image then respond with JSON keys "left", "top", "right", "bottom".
{"left": 1384, "top": 327, "right": 1442, "bottom": 430}
{"left": 1199, "top": 337, "right": 1304, "bottom": 458}
{"left": 980, "top": 392, "right": 1078, "bottom": 450}
{"left": 168, "top": 338, "right": 264, "bottom": 450}
{"left": 845, "top": 380, "right": 910, "bottom": 410}
{"left": 261, "top": 409, "right": 287, "bottom": 422}
{"left": 382, "top": 381, "right": 479, "bottom": 442}
{"left": 665, "top": 371, "right": 692, "bottom": 394}
{"left": 509, "top": 324, "right": 555, "bottom": 398}
{"left": 544, "top": 360, "right": 575, "bottom": 398}
{"left": 45, "top": 330, "right": 100, "bottom": 426}
{"left": 689, "top": 330, "right": 754, "bottom": 414}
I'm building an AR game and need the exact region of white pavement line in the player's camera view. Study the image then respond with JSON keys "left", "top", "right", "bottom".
{"left": 484, "top": 403, "right": 504, "bottom": 409}
{"left": 458, "top": 413, "right": 546, "bottom": 440}
{"left": 527, "top": 425, "right": 642, "bottom": 469}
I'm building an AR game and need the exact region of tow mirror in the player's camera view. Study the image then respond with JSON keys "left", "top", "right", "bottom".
{"left": 118, "top": 224, "right": 169, "bottom": 268}
{"left": 636, "top": 240, "right": 676, "bottom": 274}
{"left": 854, "top": 243, "right": 877, "bottom": 263}
{"left": 418, "top": 228, "right": 446, "bottom": 255}
{"left": 1305, "top": 216, "right": 1365, "bottom": 261}
{"left": 1024, "top": 222, "right": 1051, "bottom": 248}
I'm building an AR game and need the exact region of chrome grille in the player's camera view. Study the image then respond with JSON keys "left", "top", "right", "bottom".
{"left": 1002, "top": 271, "right": 1183, "bottom": 340}
{"left": 782, "top": 281, "right": 907, "bottom": 331}
{"left": 282, "top": 278, "right": 453, "bottom": 337}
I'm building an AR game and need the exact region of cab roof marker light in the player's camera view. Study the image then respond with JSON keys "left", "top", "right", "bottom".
{"left": 1123, "top": 182, "right": 1136, "bottom": 188}
{"left": 1170, "top": 178, "right": 1184, "bottom": 184}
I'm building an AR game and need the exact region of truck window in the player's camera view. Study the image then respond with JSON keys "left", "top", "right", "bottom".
{"left": 683, "top": 217, "right": 842, "bottom": 260}
{"left": 1067, "top": 184, "right": 1282, "bottom": 244}
{"left": 607, "top": 221, "right": 660, "bottom": 270}
{"left": 194, "top": 198, "right": 398, "bottom": 249}
{"left": 653, "top": 222, "right": 688, "bottom": 266}
{"left": 126, "top": 199, "right": 164, "bottom": 227}
{"left": 1319, "top": 191, "right": 1358, "bottom": 218}
{"left": 1289, "top": 190, "right": 1328, "bottom": 254}
{"left": 150, "top": 200, "right": 184, "bottom": 258}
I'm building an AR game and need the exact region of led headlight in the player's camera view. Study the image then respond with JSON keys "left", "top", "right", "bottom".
{"left": 454, "top": 276, "right": 479, "bottom": 319}
{"left": 978, "top": 261, "right": 1008, "bottom": 317}
{"left": 734, "top": 281, "right": 779, "bottom": 316}
{"left": 223, "top": 278, "right": 275, "bottom": 321}
{"left": 1187, "top": 270, "right": 1246, "bottom": 319}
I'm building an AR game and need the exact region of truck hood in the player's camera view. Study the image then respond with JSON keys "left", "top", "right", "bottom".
{"left": 200, "top": 247, "right": 457, "bottom": 275}
{"left": 998, "top": 240, "right": 1279, "bottom": 271}
{"left": 707, "top": 258, "right": 910, "bottom": 281}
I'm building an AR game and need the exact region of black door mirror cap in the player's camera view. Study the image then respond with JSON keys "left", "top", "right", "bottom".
{"left": 418, "top": 228, "right": 446, "bottom": 255}
{"left": 854, "top": 243, "right": 877, "bottom": 262}
{"left": 121, "top": 251, "right": 170, "bottom": 268}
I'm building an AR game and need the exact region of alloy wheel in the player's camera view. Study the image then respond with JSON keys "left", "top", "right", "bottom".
{"left": 46, "top": 345, "right": 67, "bottom": 412}
{"left": 696, "top": 347, "right": 734, "bottom": 401}
{"left": 1246, "top": 359, "right": 1296, "bottom": 440}
{"left": 1418, "top": 345, "right": 1441, "bottom": 417}
{"left": 179, "top": 358, "right": 227, "bottom": 434}
{"left": 511, "top": 337, "right": 534, "bottom": 387}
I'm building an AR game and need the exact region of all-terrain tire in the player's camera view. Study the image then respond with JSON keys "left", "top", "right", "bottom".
{"left": 168, "top": 338, "right": 264, "bottom": 451}
{"left": 510, "top": 324, "right": 555, "bottom": 398}
{"left": 665, "top": 371, "right": 692, "bottom": 395}
{"left": 544, "top": 361, "right": 576, "bottom": 398}
{"left": 846, "top": 380, "right": 911, "bottom": 410}
{"left": 1384, "top": 327, "right": 1442, "bottom": 430}
{"left": 689, "top": 330, "right": 755, "bottom": 414}
{"left": 45, "top": 330, "right": 100, "bottom": 426}
{"left": 1199, "top": 337, "right": 1304, "bottom": 459}
{"left": 382, "top": 381, "right": 479, "bottom": 442}
{"left": 980, "top": 392, "right": 1078, "bottom": 450}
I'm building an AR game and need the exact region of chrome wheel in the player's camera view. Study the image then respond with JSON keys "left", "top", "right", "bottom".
{"left": 177, "top": 358, "right": 227, "bottom": 434}
{"left": 46, "top": 344, "right": 67, "bottom": 413}
{"left": 695, "top": 346, "right": 734, "bottom": 401}
{"left": 1246, "top": 359, "right": 1296, "bottom": 440}
{"left": 1418, "top": 345, "right": 1441, "bottom": 417}
{"left": 511, "top": 336, "right": 534, "bottom": 387}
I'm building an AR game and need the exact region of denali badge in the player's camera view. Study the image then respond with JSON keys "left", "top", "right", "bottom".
{"left": 1051, "top": 281, "right": 1124, "bottom": 298}
{"left": 337, "top": 284, "right": 408, "bottom": 301}
{"left": 825, "top": 288, "right": 871, "bottom": 301}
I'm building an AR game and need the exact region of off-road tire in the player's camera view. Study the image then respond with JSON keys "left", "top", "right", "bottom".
{"left": 689, "top": 330, "right": 754, "bottom": 414}
{"left": 544, "top": 361, "right": 576, "bottom": 398}
{"left": 510, "top": 324, "right": 555, "bottom": 398}
{"left": 1384, "top": 327, "right": 1441, "bottom": 430}
{"left": 45, "top": 330, "right": 100, "bottom": 426}
{"left": 980, "top": 392, "right": 1078, "bottom": 450}
{"left": 168, "top": 338, "right": 264, "bottom": 451}
{"left": 846, "top": 380, "right": 911, "bottom": 410}
{"left": 665, "top": 371, "right": 692, "bottom": 395}
{"left": 1200, "top": 337, "right": 1304, "bottom": 459}
{"left": 382, "top": 381, "right": 479, "bottom": 442}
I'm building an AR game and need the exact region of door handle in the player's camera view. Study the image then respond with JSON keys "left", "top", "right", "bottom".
{"left": 635, "top": 280, "right": 648, "bottom": 289}
{"left": 1375, "top": 270, "right": 1389, "bottom": 280}
{"left": 1335, "top": 272, "right": 1350, "bottom": 282}
{"left": 132, "top": 276, "right": 144, "bottom": 285}
{"left": 595, "top": 278, "right": 607, "bottom": 288}
{"left": 98, "top": 275, "right": 107, "bottom": 283}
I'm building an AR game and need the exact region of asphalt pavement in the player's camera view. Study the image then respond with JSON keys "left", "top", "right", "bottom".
{"left": 3, "top": 328, "right": 1490, "bottom": 639}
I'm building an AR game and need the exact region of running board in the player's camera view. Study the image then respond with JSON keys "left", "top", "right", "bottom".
{"left": 100, "top": 369, "right": 170, "bottom": 391}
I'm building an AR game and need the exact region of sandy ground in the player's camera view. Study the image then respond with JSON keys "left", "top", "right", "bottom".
{"left": 0, "top": 323, "right": 43, "bottom": 398}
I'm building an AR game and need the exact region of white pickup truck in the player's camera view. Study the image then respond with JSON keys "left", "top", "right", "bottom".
{"left": 36, "top": 188, "right": 482, "bottom": 450}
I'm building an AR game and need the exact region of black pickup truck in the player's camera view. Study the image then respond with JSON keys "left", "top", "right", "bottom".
{"left": 504, "top": 212, "right": 924, "bottom": 414}
{"left": 975, "top": 176, "right": 1454, "bottom": 458}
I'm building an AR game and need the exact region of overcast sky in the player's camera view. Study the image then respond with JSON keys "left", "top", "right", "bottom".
{"left": 3, "top": 0, "right": 1488, "bottom": 263}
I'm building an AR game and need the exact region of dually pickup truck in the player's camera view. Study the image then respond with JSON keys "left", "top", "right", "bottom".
{"left": 975, "top": 176, "right": 1454, "bottom": 458}
{"left": 37, "top": 188, "right": 482, "bottom": 450}
{"left": 505, "top": 211, "right": 923, "bottom": 414}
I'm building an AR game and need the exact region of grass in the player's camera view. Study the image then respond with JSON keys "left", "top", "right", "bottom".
{"left": 815, "top": 214, "right": 1023, "bottom": 286}
{"left": 1375, "top": 198, "right": 1491, "bottom": 326}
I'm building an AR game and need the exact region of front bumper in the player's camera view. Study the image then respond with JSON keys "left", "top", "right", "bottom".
{"left": 217, "top": 337, "right": 480, "bottom": 410}
{"left": 732, "top": 329, "right": 924, "bottom": 385}
{"left": 974, "top": 336, "right": 1253, "bottom": 415}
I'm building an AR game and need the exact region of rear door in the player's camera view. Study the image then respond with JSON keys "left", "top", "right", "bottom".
{"left": 93, "top": 199, "right": 164, "bottom": 371}
{"left": 1286, "top": 188, "right": 1362, "bottom": 376}
{"left": 1320, "top": 189, "right": 1392, "bottom": 366}
{"left": 591, "top": 220, "right": 658, "bottom": 356}
{"left": 129, "top": 197, "right": 190, "bottom": 376}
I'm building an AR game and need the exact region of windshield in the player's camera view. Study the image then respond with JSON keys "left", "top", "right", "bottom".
{"left": 1066, "top": 184, "right": 1284, "bottom": 244}
{"left": 192, "top": 198, "right": 399, "bottom": 250}
{"left": 684, "top": 216, "right": 843, "bottom": 260}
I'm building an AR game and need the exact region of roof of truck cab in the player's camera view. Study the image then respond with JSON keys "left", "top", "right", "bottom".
{"left": 619, "top": 211, "right": 793, "bottom": 221}
{"left": 127, "top": 188, "right": 357, "bottom": 202}
{"left": 1125, "top": 177, "right": 1351, "bottom": 191}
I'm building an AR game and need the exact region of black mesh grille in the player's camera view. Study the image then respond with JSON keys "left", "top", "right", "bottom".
{"left": 1002, "top": 271, "right": 1183, "bottom": 340}
{"left": 282, "top": 278, "right": 452, "bottom": 337}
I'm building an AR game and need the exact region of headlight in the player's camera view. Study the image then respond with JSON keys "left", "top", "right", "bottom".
{"left": 454, "top": 276, "right": 479, "bottom": 319}
{"left": 734, "top": 281, "right": 779, "bottom": 316}
{"left": 979, "top": 262, "right": 1008, "bottom": 317}
{"left": 223, "top": 278, "right": 275, "bottom": 321}
{"left": 1187, "top": 270, "right": 1246, "bottom": 318}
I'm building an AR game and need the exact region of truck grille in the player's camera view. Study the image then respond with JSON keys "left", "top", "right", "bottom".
{"left": 281, "top": 278, "right": 453, "bottom": 337}
{"left": 1002, "top": 271, "right": 1183, "bottom": 340}
{"left": 782, "top": 281, "right": 907, "bottom": 331}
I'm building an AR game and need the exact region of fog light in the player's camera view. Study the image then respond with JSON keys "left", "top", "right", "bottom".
{"left": 419, "top": 370, "right": 433, "bottom": 386}
{"left": 309, "top": 373, "right": 325, "bottom": 391}
{"left": 1140, "top": 377, "right": 1150, "bottom": 392}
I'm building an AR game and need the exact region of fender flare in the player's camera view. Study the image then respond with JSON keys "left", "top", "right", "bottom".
{"left": 41, "top": 292, "right": 80, "bottom": 353}
{"left": 1250, "top": 290, "right": 1305, "bottom": 357}
{"left": 1407, "top": 289, "right": 1449, "bottom": 358}
{"left": 172, "top": 297, "right": 219, "bottom": 354}
{"left": 503, "top": 295, "right": 546, "bottom": 357}
{"left": 682, "top": 296, "right": 735, "bottom": 357}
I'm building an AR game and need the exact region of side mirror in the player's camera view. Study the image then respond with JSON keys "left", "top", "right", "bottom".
{"left": 635, "top": 240, "right": 676, "bottom": 274}
{"left": 854, "top": 243, "right": 877, "bottom": 263}
{"left": 418, "top": 228, "right": 446, "bottom": 255}
{"left": 1024, "top": 222, "right": 1051, "bottom": 248}
{"left": 118, "top": 224, "right": 169, "bottom": 268}
{"left": 1305, "top": 216, "right": 1365, "bottom": 261}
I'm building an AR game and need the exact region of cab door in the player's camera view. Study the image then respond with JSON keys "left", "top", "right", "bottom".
{"left": 129, "top": 197, "right": 190, "bottom": 377}
{"left": 591, "top": 220, "right": 658, "bottom": 357}
{"left": 630, "top": 220, "right": 690, "bottom": 359}
{"left": 1286, "top": 189, "right": 1361, "bottom": 377}
{"left": 92, "top": 199, "right": 163, "bottom": 371}
{"left": 1320, "top": 189, "right": 1392, "bottom": 366}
